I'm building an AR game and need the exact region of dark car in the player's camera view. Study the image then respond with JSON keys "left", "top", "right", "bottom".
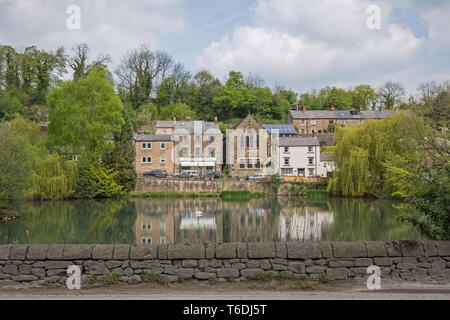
{"left": 205, "top": 170, "right": 221, "bottom": 179}
{"left": 143, "top": 170, "right": 167, "bottom": 178}
{"left": 143, "top": 171, "right": 154, "bottom": 177}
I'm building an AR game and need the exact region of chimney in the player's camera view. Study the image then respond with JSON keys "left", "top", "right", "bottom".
{"left": 214, "top": 116, "right": 218, "bottom": 123}
{"left": 394, "top": 106, "right": 399, "bottom": 113}
{"left": 186, "top": 116, "right": 191, "bottom": 121}
{"left": 379, "top": 105, "right": 383, "bottom": 112}
{"left": 331, "top": 105, "right": 335, "bottom": 111}
{"left": 359, "top": 105, "right": 363, "bottom": 112}
{"left": 302, "top": 105, "right": 306, "bottom": 112}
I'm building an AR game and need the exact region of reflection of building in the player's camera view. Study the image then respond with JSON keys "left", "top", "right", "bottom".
{"left": 278, "top": 206, "right": 334, "bottom": 241}
{"left": 134, "top": 200, "right": 175, "bottom": 244}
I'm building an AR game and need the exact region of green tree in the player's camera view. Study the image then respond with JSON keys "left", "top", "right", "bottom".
{"left": 377, "top": 80, "right": 405, "bottom": 109}
{"left": 327, "top": 87, "right": 353, "bottom": 109}
{"left": 352, "top": 85, "right": 377, "bottom": 110}
{"left": 160, "top": 102, "right": 195, "bottom": 121}
{"left": 47, "top": 70, "right": 124, "bottom": 155}
{"left": 0, "top": 124, "right": 32, "bottom": 203}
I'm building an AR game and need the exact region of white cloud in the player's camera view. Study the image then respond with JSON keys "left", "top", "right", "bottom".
{"left": 196, "top": 0, "right": 450, "bottom": 93}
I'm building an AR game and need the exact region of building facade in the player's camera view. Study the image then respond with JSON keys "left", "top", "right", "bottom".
{"left": 277, "top": 137, "right": 322, "bottom": 177}
{"left": 134, "top": 134, "right": 175, "bottom": 176}
{"left": 287, "top": 106, "right": 392, "bottom": 135}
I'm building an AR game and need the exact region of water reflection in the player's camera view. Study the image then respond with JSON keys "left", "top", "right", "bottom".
{"left": 0, "top": 197, "right": 422, "bottom": 244}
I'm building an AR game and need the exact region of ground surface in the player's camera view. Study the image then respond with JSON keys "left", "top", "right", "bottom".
{"left": 1, "top": 278, "right": 449, "bottom": 300}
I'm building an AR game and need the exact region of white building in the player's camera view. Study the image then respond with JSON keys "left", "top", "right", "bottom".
{"left": 277, "top": 137, "right": 322, "bottom": 177}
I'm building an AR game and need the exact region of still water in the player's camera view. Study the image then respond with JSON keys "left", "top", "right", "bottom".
{"left": 0, "top": 197, "right": 422, "bottom": 244}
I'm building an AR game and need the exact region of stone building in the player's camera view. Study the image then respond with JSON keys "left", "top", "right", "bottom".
{"left": 225, "top": 114, "right": 277, "bottom": 178}
{"left": 287, "top": 106, "right": 392, "bottom": 135}
{"left": 277, "top": 137, "right": 321, "bottom": 177}
{"left": 133, "top": 134, "right": 175, "bottom": 176}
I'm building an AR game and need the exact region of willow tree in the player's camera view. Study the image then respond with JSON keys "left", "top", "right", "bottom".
{"left": 328, "top": 112, "right": 426, "bottom": 197}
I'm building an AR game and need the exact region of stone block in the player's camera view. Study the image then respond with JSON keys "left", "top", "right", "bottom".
{"left": 205, "top": 243, "right": 215, "bottom": 259}
{"left": 130, "top": 245, "right": 155, "bottom": 260}
{"left": 44, "top": 261, "right": 72, "bottom": 269}
{"left": 399, "top": 241, "right": 424, "bottom": 257}
{"left": 27, "top": 245, "right": 49, "bottom": 260}
{"left": 327, "top": 268, "right": 348, "bottom": 280}
{"left": 332, "top": 242, "right": 367, "bottom": 258}
{"left": 168, "top": 243, "right": 205, "bottom": 259}
{"left": 320, "top": 242, "right": 333, "bottom": 258}
{"left": 63, "top": 245, "right": 93, "bottom": 260}
{"left": 182, "top": 260, "right": 198, "bottom": 268}
{"left": 373, "top": 257, "right": 393, "bottom": 267}
{"left": 158, "top": 244, "right": 168, "bottom": 259}
{"left": 194, "top": 272, "right": 216, "bottom": 280}
{"left": 275, "top": 243, "right": 287, "bottom": 258}
{"left": 437, "top": 241, "right": 450, "bottom": 256}
{"left": 248, "top": 243, "right": 276, "bottom": 258}
{"left": 0, "top": 245, "right": 11, "bottom": 260}
{"left": 85, "top": 261, "right": 111, "bottom": 275}
{"left": 365, "top": 242, "right": 387, "bottom": 257}
{"left": 174, "top": 268, "right": 194, "bottom": 278}
{"left": 47, "top": 245, "right": 65, "bottom": 260}
{"left": 113, "top": 245, "right": 130, "bottom": 260}
{"left": 215, "top": 243, "right": 236, "bottom": 259}
{"left": 384, "top": 241, "right": 402, "bottom": 257}
{"left": 422, "top": 241, "right": 439, "bottom": 257}
{"left": 10, "top": 245, "right": 28, "bottom": 260}
{"left": 11, "top": 275, "right": 38, "bottom": 281}
{"left": 240, "top": 268, "right": 264, "bottom": 278}
{"left": 237, "top": 243, "right": 247, "bottom": 258}
{"left": 217, "top": 269, "right": 240, "bottom": 278}
{"left": 287, "top": 262, "right": 305, "bottom": 274}
{"left": 92, "top": 245, "right": 114, "bottom": 260}
{"left": 305, "top": 266, "right": 326, "bottom": 274}
{"left": 3, "top": 264, "right": 19, "bottom": 275}
{"left": 354, "top": 258, "right": 373, "bottom": 267}
{"left": 286, "top": 242, "right": 322, "bottom": 259}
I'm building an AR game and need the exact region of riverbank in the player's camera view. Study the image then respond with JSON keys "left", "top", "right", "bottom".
{"left": 127, "top": 190, "right": 268, "bottom": 199}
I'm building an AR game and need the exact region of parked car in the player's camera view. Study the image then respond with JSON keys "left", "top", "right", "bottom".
{"left": 143, "top": 169, "right": 167, "bottom": 178}
{"left": 153, "top": 169, "right": 167, "bottom": 178}
{"left": 204, "top": 170, "right": 221, "bottom": 179}
{"left": 246, "top": 173, "right": 267, "bottom": 180}
{"left": 178, "top": 170, "right": 199, "bottom": 179}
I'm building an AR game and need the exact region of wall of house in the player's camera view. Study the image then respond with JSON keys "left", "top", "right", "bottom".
{"left": 278, "top": 145, "right": 321, "bottom": 177}
{"left": 134, "top": 141, "right": 175, "bottom": 176}
{"left": 0, "top": 241, "right": 448, "bottom": 285}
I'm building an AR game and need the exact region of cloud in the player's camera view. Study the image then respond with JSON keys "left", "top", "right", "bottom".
{"left": 196, "top": 0, "right": 450, "bottom": 93}
{"left": 0, "top": 0, "right": 186, "bottom": 65}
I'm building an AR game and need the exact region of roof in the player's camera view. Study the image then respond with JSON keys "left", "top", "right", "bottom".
{"left": 174, "top": 120, "right": 220, "bottom": 133}
{"left": 155, "top": 121, "right": 176, "bottom": 128}
{"left": 133, "top": 133, "right": 174, "bottom": 142}
{"left": 320, "top": 152, "right": 335, "bottom": 161}
{"left": 262, "top": 124, "right": 297, "bottom": 134}
{"left": 289, "top": 109, "right": 393, "bottom": 119}
{"left": 279, "top": 137, "right": 319, "bottom": 147}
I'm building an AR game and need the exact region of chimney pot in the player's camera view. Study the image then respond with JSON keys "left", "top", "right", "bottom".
{"left": 214, "top": 116, "right": 218, "bottom": 122}
{"left": 379, "top": 106, "right": 383, "bottom": 112}
{"left": 359, "top": 105, "right": 363, "bottom": 112}
{"left": 331, "top": 105, "right": 335, "bottom": 111}
{"left": 302, "top": 105, "right": 306, "bottom": 112}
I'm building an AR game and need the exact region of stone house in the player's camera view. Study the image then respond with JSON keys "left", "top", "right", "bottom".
{"left": 277, "top": 137, "right": 322, "bottom": 177}
{"left": 133, "top": 133, "right": 175, "bottom": 176}
{"left": 287, "top": 105, "right": 392, "bottom": 135}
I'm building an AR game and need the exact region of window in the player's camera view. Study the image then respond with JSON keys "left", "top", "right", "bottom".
{"left": 300, "top": 120, "right": 305, "bottom": 125}
{"left": 141, "top": 237, "right": 152, "bottom": 244}
{"left": 195, "top": 147, "right": 201, "bottom": 156}
{"left": 163, "top": 128, "right": 167, "bottom": 133}
{"left": 255, "top": 159, "right": 261, "bottom": 168}
{"left": 281, "top": 168, "right": 293, "bottom": 176}
{"left": 240, "top": 135, "right": 244, "bottom": 148}
{"left": 142, "top": 157, "right": 146, "bottom": 163}
{"left": 329, "top": 120, "right": 334, "bottom": 124}
{"left": 340, "top": 120, "right": 345, "bottom": 125}
{"left": 208, "top": 148, "right": 214, "bottom": 157}
{"left": 142, "top": 222, "right": 152, "bottom": 230}
{"left": 312, "top": 129, "right": 315, "bottom": 134}
{"left": 298, "top": 168, "right": 305, "bottom": 176}
{"left": 308, "top": 168, "right": 315, "bottom": 176}
{"left": 182, "top": 147, "right": 189, "bottom": 157}
{"left": 239, "top": 159, "right": 245, "bottom": 169}
{"left": 147, "top": 143, "right": 152, "bottom": 149}
{"left": 284, "top": 157, "right": 290, "bottom": 165}
{"left": 308, "top": 146, "right": 313, "bottom": 152}
{"left": 311, "top": 120, "right": 317, "bottom": 125}
{"left": 147, "top": 157, "right": 152, "bottom": 163}
{"left": 160, "top": 222, "right": 166, "bottom": 231}
{"left": 142, "top": 143, "right": 146, "bottom": 149}
{"left": 183, "top": 135, "right": 188, "bottom": 142}
{"left": 160, "top": 143, "right": 165, "bottom": 149}
{"left": 248, "top": 159, "right": 253, "bottom": 169}
{"left": 308, "top": 157, "right": 314, "bottom": 165}
{"left": 256, "top": 135, "right": 260, "bottom": 148}
{"left": 284, "top": 147, "right": 289, "bottom": 153}
{"left": 160, "top": 236, "right": 166, "bottom": 244}
{"left": 301, "top": 129, "right": 305, "bottom": 134}
{"left": 160, "top": 156, "right": 166, "bottom": 163}
{"left": 195, "top": 135, "right": 201, "bottom": 143}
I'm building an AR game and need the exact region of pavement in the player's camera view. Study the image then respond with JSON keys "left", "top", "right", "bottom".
{"left": 0, "top": 278, "right": 449, "bottom": 300}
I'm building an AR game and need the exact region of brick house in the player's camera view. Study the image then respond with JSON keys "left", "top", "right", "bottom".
{"left": 133, "top": 134, "right": 175, "bottom": 176}
{"left": 287, "top": 106, "right": 392, "bottom": 135}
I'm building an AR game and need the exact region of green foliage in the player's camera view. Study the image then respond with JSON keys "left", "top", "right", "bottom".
{"left": 141, "top": 273, "right": 169, "bottom": 285}
{"left": 328, "top": 113, "right": 427, "bottom": 197}
{"left": 328, "top": 87, "right": 353, "bottom": 109}
{"left": 159, "top": 102, "right": 195, "bottom": 121}
{"left": 88, "top": 163, "right": 125, "bottom": 198}
{"left": 266, "top": 173, "right": 284, "bottom": 195}
{"left": 103, "top": 273, "right": 122, "bottom": 286}
{"left": 0, "top": 124, "right": 32, "bottom": 202}
{"left": 47, "top": 70, "right": 124, "bottom": 155}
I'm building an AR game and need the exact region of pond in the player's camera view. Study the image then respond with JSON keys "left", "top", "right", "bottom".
{"left": 0, "top": 197, "right": 422, "bottom": 244}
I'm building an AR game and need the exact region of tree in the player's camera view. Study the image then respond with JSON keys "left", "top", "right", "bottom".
{"left": 103, "top": 109, "right": 137, "bottom": 192}
{"left": 352, "top": 85, "right": 377, "bottom": 110}
{"left": 327, "top": 87, "right": 353, "bottom": 109}
{"left": 47, "top": 70, "right": 124, "bottom": 155}
{"left": 68, "top": 43, "right": 111, "bottom": 80}
{"left": 377, "top": 80, "right": 405, "bottom": 109}
{"left": 416, "top": 80, "right": 450, "bottom": 129}
{"left": 115, "top": 45, "right": 173, "bottom": 109}
{"left": 160, "top": 102, "right": 195, "bottom": 120}
{"left": 0, "top": 124, "right": 32, "bottom": 203}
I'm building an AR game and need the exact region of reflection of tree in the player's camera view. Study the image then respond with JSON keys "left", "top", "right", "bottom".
{"left": 323, "top": 198, "right": 422, "bottom": 241}
{"left": 0, "top": 200, "right": 136, "bottom": 244}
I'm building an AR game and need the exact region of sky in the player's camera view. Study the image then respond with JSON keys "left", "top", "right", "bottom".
{"left": 1, "top": 0, "right": 449, "bottom": 95}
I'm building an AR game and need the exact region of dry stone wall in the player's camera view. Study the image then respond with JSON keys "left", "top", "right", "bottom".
{"left": 0, "top": 241, "right": 449, "bottom": 285}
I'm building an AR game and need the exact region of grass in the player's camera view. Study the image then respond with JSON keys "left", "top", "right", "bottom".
{"left": 43, "top": 280, "right": 62, "bottom": 288}
{"left": 102, "top": 273, "right": 123, "bottom": 286}
{"left": 208, "top": 276, "right": 218, "bottom": 284}
{"left": 129, "top": 191, "right": 220, "bottom": 198}
{"left": 220, "top": 190, "right": 267, "bottom": 201}
{"left": 313, "top": 274, "right": 329, "bottom": 284}
{"left": 86, "top": 274, "right": 97, "bottom": 285}
{"left": 141, "top": 273, "right": 169, "bottom": 285}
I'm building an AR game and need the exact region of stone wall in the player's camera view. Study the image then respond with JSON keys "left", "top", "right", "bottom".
{"left": 0, "top": 241, "right": 449, "bottom": 285}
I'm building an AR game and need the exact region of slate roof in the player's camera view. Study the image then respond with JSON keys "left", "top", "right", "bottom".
{"left": 155, "top": 121, "right": 176, "bottom": 128}
{"left": 133, "top": 134, "right": 174, "bottom": 142}
{"left": 279, "top": 137, "right": 319, "bottom": 147}
{"left": 289, "top": 110, "right": 393, "bottom": 119}
{"left": 262, "top": 124, "right": 297, "bottom": 134}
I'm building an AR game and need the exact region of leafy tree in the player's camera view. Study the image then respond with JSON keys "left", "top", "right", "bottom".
{"left": 89, "top": 163, "right": 124, "bottom": 198}
{"left": 352, "top": 84, "right": 377, "bottom": 110}
{"left": 160, "top": 102, "right": 195, "bottom": 120}
{"left": 377, "top": 80, "right": 405, "bottom": 109}
{"left": 68, "top": 43, "right": 111, "bottom": 80}
{"left": 327, "top": 87, "right": 353, "bottom": 109}
{"left": 47, "top": 70, "right": 124, "bottom": 155}
{"left": 135, "top": 102, "right": 159, "bottom": 131}
{"left": 103, "top": 110, "right": 137, "bottom": 192}
{"left": 0, "top": 124, "right": 32, "bottom": 203}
